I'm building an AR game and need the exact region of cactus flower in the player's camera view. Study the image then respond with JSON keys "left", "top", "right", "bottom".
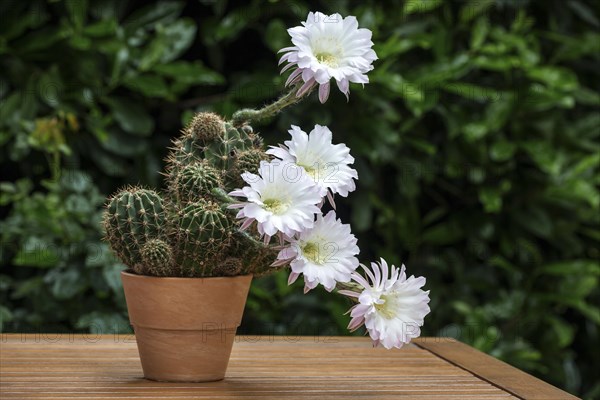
{"left": 279, "top": 12, "right": 377, "bottom": 102}
{"left": 276, "top": 210, "right": 359, "bottom": 292}
{"left": 229, "top": 160, "right": 322, "bottom": 240}
{"left": 340, "top": 258, "right": 431, "bottom": 349}
{"left": 267, "top": 124, "right": 357, "bottom": 204}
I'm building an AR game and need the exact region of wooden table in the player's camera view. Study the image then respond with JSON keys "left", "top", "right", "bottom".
{"left": 0, "top": 335, "right": 577, "bottom": 399}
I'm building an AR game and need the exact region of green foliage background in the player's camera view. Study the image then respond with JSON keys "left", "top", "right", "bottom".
{"left": 1, "top": 0, "right": 598, "bottom": 397}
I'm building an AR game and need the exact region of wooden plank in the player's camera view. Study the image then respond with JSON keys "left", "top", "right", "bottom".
{"left": 414, "top": 338, "right": 579, "bottom": 400}
{"left": 0, "top": 334, "right": 541, "bottom": 399}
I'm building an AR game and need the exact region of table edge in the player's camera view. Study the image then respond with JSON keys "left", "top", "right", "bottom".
{"left": 414, "top": 337, "right": 580, "bottom": 400}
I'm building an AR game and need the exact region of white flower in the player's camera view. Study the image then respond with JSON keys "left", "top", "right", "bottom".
{"left": 276, "top": 211, "right": 359, "bottom": 292}
{"left": 340, "top": 258, "right": 430, "bottom": 349}
{"left": 266, "top": 125, "right": 357, "bottom": 202}
{"left": 229, "top": 160, "right": 322, "bottom": 239}
{"left": 279, "top": 12, "right": 378, "bottom": 103}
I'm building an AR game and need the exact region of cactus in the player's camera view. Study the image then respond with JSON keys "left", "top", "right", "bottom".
{"left": 174, "top": 199, "right": 233, "bottom": 276}
{"left": 103, "top": 188, "right": 168, "bottom": 275}
{"left": 186, "top": 111, "right": 226, "bottom": 143}
{"left": 103, "top": 112, "right": 277, "bottom": 277}
{"left": 173, "top": 161, "right": 222, "bottom": 204}
{"left": 141, "top": 239, "right": 173, "bottom": 276}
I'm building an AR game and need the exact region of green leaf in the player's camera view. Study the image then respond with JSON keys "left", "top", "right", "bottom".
{"left": 575, "top": 87, "right": 600, "bottom": 106}
{"left": 570, "top": 301, "right": 600, "bottom": 325}
{"left": 471, "top": 17, "right": 489, "bottom": 49}
{"left": 405, "top": 137, "right": 436, "bottom": 155}
{"left": 99, "top": 128, "right": 148, "bottom": 157}
{"left": 374, "top": 74, "right": 433, "bottom": 116}
{"left": 376, "top": 34, "right": 431, "bottom": 59}
{"left": 463, "top": 122, "right": 488, "bottom": 142}
{"left": 110, "top": 47, "right": 129, "bottom": 86}
{"left": 153, "top": 61, "right": 225, "bottom": 85}
{"left": 104, "top": 97, "right": 154, "bottom": 136}
{"left": 442, "top": 82, "right": 503, "bottom": 103}
{"left": 14, "top": 237, "right": 58, "bottom": 268}
{"left": 540, "top": 260, "right": 600, "bottom": 276}
{"left": 88, "top": 147, "right": 129, "bottom": 176}
{"left": 421, "top": 220, "right": 465, "bottom": 245}
{"left": 515, "top": 208, "right": 553, "bottom": 238}
{"left": 139, "top": 18, "right": 197, "bottom": 70}
{"left": 65, "top": 0, "right": 88, "bottom": 29}
{"left": 83, "top": 19, "right": 118, "bottom": 37}
{"left": 521, "top": 140, "right": 567, "bottom": 176}
{"left": 485, "top": 97, "right": 513, "bottom": 132}
{"left": 527, "top": 67, "right": 579, "bottom": 91}
{"left": 403, "top": 0, "right": 443, "bottom": 15}
{"left": 60, "top": 170, "right": 93, "bottom": 194}
{"left": 122, "top": 74, "right": 170, "bottom": 98}
{"left": 0, "top": 93, "right": 21, "bottom": 124}
{"left": 0, "top": 2, "right": 50, "bottom": 41}
{"left": 567, "top": 0, "right": 600, "bottom": 28}
{"left": 13, "top": 26, "right": 65, "bottom": 54}
{"left": 102, "top": 263, "right": 125, "bottom": 294}
{"left": 0, "top": 305, "right": 13, "bottom": 332}
{"left": 38, "top": 69, "right": 63, "bottom": 108}
{"left": 490, "top": 140, "right": 516, "bottom": 161}
{"left": 460, "top": 0, "right": 494, "bottom": 23}
{"left": 264, "top": 19, "right": 288, "bottom": 53}
{"left": 567, "top": 153, "right": 600, "bottom": 178}
{"left": 479, "top": 187, "right": 503, "bottom": 213}
{"left": 452, "top": 301, "right": 472, "bottom": 315}
{"left": 44, "top": 268, "right": 85, "bottom": 299}
{"left": 213, "top": 9, "right": 251, "bottom": 42}
{"left": 123, "top": 1, "right": 184, "bottom": 32}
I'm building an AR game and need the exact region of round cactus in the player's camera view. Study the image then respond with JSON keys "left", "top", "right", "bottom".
{"left": 141, "top": 239, "right": 174, "bottom": 276}
{"left": 174, "top": 199, "right": 234, "bottom": 276}
{"left": 103, "top": 187, "right": 166, "bottom": 275}
{"left": 173, "top": 161, "right": 222, "bottom": 204}
{"left": 201, "top": 122, "right": 257, "bottom": 172}
{"left": 186, "top": 112, "right": 225, "bottom": 143}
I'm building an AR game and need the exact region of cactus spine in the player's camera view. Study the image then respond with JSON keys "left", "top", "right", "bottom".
{"left": 103, "top": 188, "right": 166, "bottom": 275}
{"left": 103, "top": 112, "right": 276, "bottom": 277}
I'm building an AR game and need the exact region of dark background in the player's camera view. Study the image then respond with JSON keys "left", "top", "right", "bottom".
{"left": 1, "top": 0, "right": 598, "bottom": 397}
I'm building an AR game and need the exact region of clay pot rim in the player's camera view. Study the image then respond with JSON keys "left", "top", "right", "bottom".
{"left": 121, "top": 270, "right": 253, "bottom": 282}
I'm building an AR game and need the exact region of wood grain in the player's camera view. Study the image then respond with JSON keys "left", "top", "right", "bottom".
{"left": 0, "top": 335, "right": 576, "bottom": 399}
{"left": 415, "top": 337, "right": 579, "bottom": 400}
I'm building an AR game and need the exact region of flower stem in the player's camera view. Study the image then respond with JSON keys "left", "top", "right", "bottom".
{"left": 231, "top": 86, "right": 301, "bottom": 126}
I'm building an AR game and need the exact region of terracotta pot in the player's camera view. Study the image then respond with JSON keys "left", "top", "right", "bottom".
{"left": 121, "top": 271, "right": 252, "bottom": 382}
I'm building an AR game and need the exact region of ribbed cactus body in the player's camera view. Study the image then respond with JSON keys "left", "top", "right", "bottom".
{"left": 186, "top": 112, "right": 226, "bottom": 143}
{"left": 174, "top": 161, "right": 222, "bottom": 204}
{"left": 141, "top": 239, "right": 173, "bottom": 276}
{"left": 213, "top": 257, "right": 243, "bottom": 276}
{"left": 104, "top": 112, "right": 276, "bottom": 277}
{"left": 103, "top": 188, "right": 168, "bottom": 275}
{"left": 175, "top": 199, "right": 233, "bottom": 276}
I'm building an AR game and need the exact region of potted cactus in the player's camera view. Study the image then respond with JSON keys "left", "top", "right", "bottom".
{"left": 103, "top": 113, "right": 275, "bottom": 382}
{"left": 104, "top": 11, "right": 431, "bottom": 383}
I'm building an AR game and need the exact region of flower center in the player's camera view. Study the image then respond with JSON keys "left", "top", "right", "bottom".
{"left": 297, "top": 157, "right": 325, "bottom": 182}
{"left": 302, "top": 241, "right": 326, "bottom": 264}
{"left": 374, "top": 295, "right": 397, "bottom": 320}
{"left": 263, "top": 198, "right": 289, "bottom": 214}
{"left": 315, "top": 52, "right": 339, "bottom": 68}
{"left": 298, "top": 163, "right": 318, "bottom": 180}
